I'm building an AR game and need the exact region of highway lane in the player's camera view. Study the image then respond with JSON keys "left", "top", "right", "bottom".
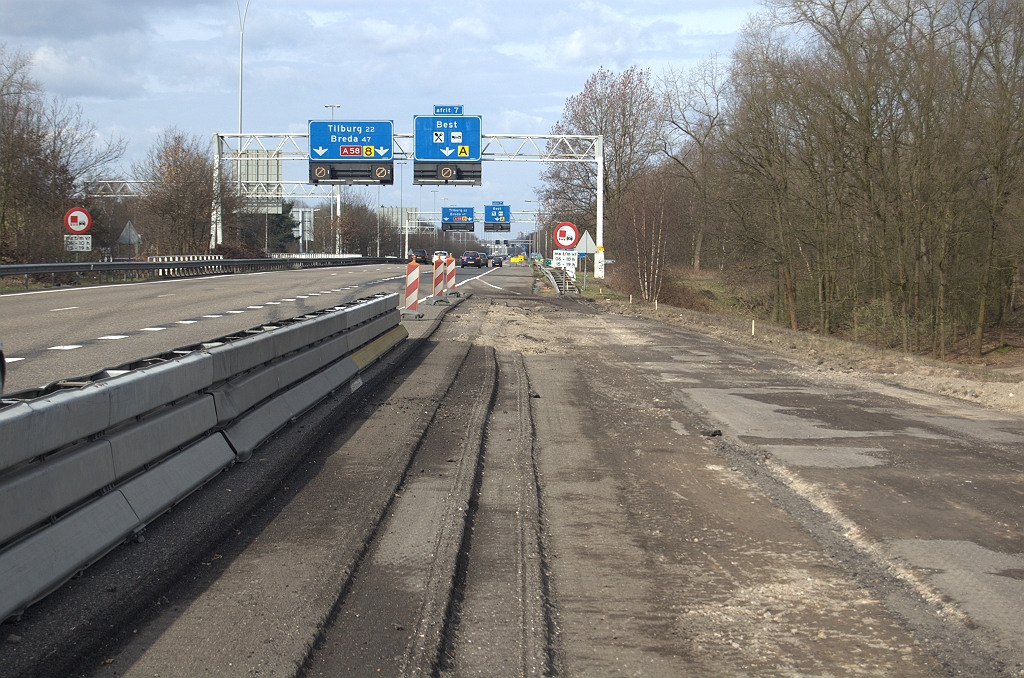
{"left": 0, "top": 263, "right": 407, "bottom": 393}
{"left": 0, "top": 261, "right": 526, "bottom": 393}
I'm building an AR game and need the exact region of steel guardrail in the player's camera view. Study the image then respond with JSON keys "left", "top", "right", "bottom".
{"left": 0, "top": 293, "right": 407, "bottom": 622}
{"left": 0, "top": 256, "right": 400, "bottom": 278}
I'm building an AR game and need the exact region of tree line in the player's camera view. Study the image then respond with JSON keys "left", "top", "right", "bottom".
{"left": 541, "top": 0, "right": 1024, "bottom": 358}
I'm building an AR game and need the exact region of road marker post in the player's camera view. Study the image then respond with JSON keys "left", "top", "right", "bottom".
{"left": 423, "top": 257, "right": 450, "bottom": 305}
{"left": 401, "top": 261, "right": 423, "bottom": 319}
{"left": 443, "top": 256, "right": 460, "bottom": 298}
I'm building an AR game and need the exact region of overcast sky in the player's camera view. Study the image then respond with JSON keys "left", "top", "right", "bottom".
{"left": 1, "top": 0, "right": 758, "bottom": 227}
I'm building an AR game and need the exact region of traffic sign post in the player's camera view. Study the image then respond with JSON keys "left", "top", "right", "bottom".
{"left": 441, "top": 206, "right": 475, "bottom": 232}
{"left": 484, "top": 202, "right": 511, "bottom": 232}
{"left": 64, "top": 207, "right": 92, "bottom": 234}
{"left": 554, "top": 221, "right": 580, "bottom": 249}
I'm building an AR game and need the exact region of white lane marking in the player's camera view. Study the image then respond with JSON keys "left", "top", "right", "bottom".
{"left": 282, "top": 298, "right": 296, "bottom": 302}
{"left": 320, "top": 291, "right": 332, "bottom": 294}
{"left": 265, "top": 301, "right": 280, "bottom": 305}
{"left": 247, "top": 305, "right": 263, "bottom": 309}
{"left": 295, "top": 296, "right": 308, "bottom": 299}
{"left": 227, "top": 310, "right": 245, "bottom": 314}
{"left": 176, "top": 320, "right": 198, "bottom": 324}
{"left": 158, "top": 294, "right": 175, "bottom": 297}
{"left": 98, "top": 335, "right": 129, "bottom": 340}
{"left": 308, "top": 293, "right": 320, "bottom": 296}
{"left": 203, "top": 314, "right": 223, "bottom": 318}
{"left": 50, "top": 306, "right": 79, "bottom": 312}
{"left": 455, "top": 267, "right": 502, "bottom": 288}
{"left": 140, "top": 327, "right": 167, "bottom": 331}
{"left": 331, "top": 289, "right": 341, "bottom": 292}
{"left": 5, "top": 357, "right": 25, "bottom": 363}
{"left": 48, "top": 345, "right": 82, "bottom": 350}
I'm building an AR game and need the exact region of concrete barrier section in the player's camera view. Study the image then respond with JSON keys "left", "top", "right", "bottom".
{"left": 0, "top": 440, "right": 116, "bottom": 546}
{"left": 106, "top": 353, "right": 213, "bottom": 423}
{"left": 222, "top": 394, "right": 298, "bottom": 461}
{"left": 104, "top": 395, "right": 219, "bottom": 479}
{"left": 119, "top": 434, "right": 235, "bottom": 525}
{"left": 0, "top": 385, "right": 111, "bottom": 474}
{"left": 0, "top": 293, "right": 405, "bottom": 622}
{"left": 0, "top": 491, "right": 140, "bottom": 622}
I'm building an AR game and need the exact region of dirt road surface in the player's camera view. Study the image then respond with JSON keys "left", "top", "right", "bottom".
{"left": 1, "top": 265, "right": 1021, "bottom": 677}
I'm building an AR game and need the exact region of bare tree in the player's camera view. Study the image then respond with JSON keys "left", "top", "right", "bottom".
{"left": 0, "top": 44, "right": 124, "bottom": 263}
{"left": 539, "top": 66, "right": 665, "bottom": 236}
{"left": 133, "top": 128, "right": 220, "bottom": 255}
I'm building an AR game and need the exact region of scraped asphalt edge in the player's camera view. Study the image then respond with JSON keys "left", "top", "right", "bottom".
{"left": 670, "top": 375, "right": 1015, "bottom": 678}
{"left": 2, "top": 296, "right": 469, "bottom": 678}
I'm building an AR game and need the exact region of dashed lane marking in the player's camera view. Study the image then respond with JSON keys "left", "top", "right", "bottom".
{"left": 50, "top": 306, "right": 79, "bottom": 312}
{"left": 203, "top": 314, "right": 223, "bottom": 318}
{"left": 176, "top": 320, "right": 198, "bottom": 324}
{"left": 5, "top": 357, "right": 25, "bottom": 363}
{"left": 48, "top": 345, "right": 82, "bottom": 350}
{"left": 247, "top": 305, "right": 263, "bottom": 309}
{"left": 98, "top": 335, "right": 129, "bottom": 340}
{"left": 227, "top": 310, "right": 245, "bottom": 314}
{"left": 140, "top": 327, "right": 167, "bottom": 331}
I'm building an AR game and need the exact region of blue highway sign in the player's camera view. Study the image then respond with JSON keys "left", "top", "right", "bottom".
{"left": 434, "top": 105, "right": 464, "bottom": 115}
{"left": 309, "top": 120, "right": 393, "bottom": 161}
{"left": 442, "top": 206, "right": 475, "bottom": 223}
{"left": 484, "top": 204, "right": 510, "bottom": 223}
{"left": 415, "top": 115, "right": 482, "bottom": 161}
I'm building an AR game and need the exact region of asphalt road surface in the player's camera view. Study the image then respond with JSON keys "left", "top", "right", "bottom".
{"left": 1, "top": 265, "right": 1020, "bottom": 677}
{"left": 0, "top": 262, "right": 501, "bottom": 393}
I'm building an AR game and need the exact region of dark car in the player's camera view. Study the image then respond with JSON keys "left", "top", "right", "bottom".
{"left": 460, "top": 251, "right": 486, "bottom": 268}
{"left": 410, "top": 248, "right": 429, "bottom": 264}
{"left": 1, "top": 337, "right": 5, "bottom": 393}
{"left": 490, "top": 255, "right": 503, "bottom": 267}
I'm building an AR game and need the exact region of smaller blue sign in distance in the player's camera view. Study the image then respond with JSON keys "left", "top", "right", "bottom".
{"left": 308, "top": 120, "right": 393, "bottom": 161}
{"left": 434, "top": 105, "right": 464, "bottom": 115}
{"left": 485, "top": 204, "right": 511, "bottom": 223}
{"left": 415, "top": 116, "right": 482, "bottom": 161}
{"left": 442, "top": 206, "right": 475, "bottom": 223}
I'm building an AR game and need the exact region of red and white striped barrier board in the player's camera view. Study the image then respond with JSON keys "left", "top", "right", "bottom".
{"left": 445, "top": 256, "right": 456, "bottom": 293}
{"left": 405, "top": 261, "right": 420, "bottom": 310}
{"left": 432, "top": 259, "right": 445, "bottom": 297}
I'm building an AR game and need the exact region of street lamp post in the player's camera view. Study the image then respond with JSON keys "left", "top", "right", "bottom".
{"left": 235, "top": 0, "right": 251, "bottom": 220}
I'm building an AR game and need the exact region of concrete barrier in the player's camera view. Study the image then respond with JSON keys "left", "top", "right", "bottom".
{"left": 0, "top": 293, "right": 404, "bottom": 622}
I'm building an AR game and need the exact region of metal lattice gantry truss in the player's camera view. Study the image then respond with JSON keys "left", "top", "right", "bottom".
{"left": 86, "top": 131, "right": 606, "bottom": 276}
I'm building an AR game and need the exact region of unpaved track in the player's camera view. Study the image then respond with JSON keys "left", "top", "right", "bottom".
{"left": 2, "top": 266, "right": 1021, "bottom": 677}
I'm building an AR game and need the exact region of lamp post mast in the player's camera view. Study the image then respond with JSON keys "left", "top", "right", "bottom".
{"left": 235, "top": 0, "right": 250, "bottom": 216}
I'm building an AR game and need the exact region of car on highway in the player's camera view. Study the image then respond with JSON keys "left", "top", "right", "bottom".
{"left": 490, "top": 255, "right": 503, "bottom": 267}
{"left": 432, "top": 250, "right": 449, "bottom": 262}
{"left": 460, "top": 251, "right": 486, "bottom": 268}
{"left": 410, "top": 248, "right": 429, "bottom": 264}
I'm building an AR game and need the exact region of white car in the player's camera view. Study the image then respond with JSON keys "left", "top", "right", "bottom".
{"left": 432, "top": 250, "right": 449, "bottom": 261}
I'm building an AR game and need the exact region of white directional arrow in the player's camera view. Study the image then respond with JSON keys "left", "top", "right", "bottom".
{"left": 376, "top": 147, "right": 389, "bottom": 156}
{"left": 313, "top": 147, "right": 328, "bottom": 156}
{"left": 440, "top": 147, "right": 455, "bottom": 157}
